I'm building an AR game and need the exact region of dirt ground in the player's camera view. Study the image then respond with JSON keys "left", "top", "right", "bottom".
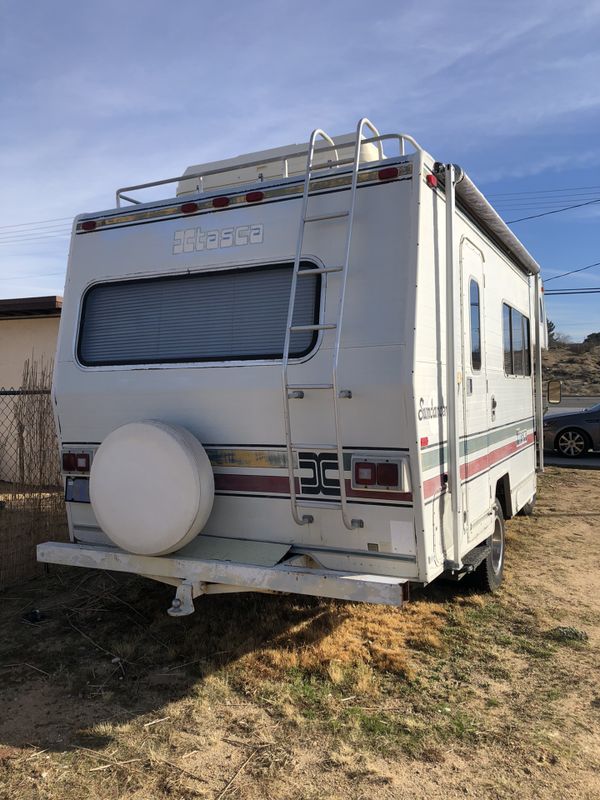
{"left": 0, "top": 467, "right": 598, "bottom": 800}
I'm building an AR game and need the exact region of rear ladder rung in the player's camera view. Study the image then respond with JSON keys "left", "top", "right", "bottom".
{"left": 290, "top": 323, "right": 336, "bottom": 332}
{"left": 297, "top": 499, "right": 343, "bottom": 509}
{"left": 298, "top": 265, "right": 344, "bottom": 276}
{"left": 303, "top": 211, "right": 350, "bottom": 223}
{"left": 287, "top": 383, "right": 334, "bottom": 390}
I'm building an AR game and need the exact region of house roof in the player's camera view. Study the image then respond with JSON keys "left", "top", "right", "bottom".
{"left": 0, "top": 296, "right": 63, "bottom": 319}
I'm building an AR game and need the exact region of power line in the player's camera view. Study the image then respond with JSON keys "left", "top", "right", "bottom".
{"left": 507, "top": 198, "right": 600, "bottom": 223}
{"left": 0, "top": 271, "right": 65, "bottom": 281}
{"left": 545, "top": 288, "right": 600, "bottom": 295}
{"left": 0, "top": 228, "right": 71, "bottom": 242}
{"left": 488, "top": 184, "right": 600, "bottom": 197}
{"left": 0, "top": 216, "right": 72, "bottom": 231}
{"left": 495, "top": 196, "right": 600, "bottom": 208}
{"left": 545, "top": 260, "right": 600, "bottom": 283}
{"left": 0, "top": 233, "right": 71, "bottom": 247}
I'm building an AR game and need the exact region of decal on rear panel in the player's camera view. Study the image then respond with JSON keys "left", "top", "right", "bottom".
{"left": 172, "top": 223, "right": 264, "bottom": 254}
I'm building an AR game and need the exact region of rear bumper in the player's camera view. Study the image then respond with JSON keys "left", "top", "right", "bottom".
{"left": 37, "top": 541, "right": 409, "bottom": 606}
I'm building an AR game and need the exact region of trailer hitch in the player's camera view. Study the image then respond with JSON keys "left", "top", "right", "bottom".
{"left": 167, "top": 580, "right": 205, "bottom": 617}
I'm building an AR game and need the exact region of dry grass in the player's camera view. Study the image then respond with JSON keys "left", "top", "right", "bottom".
{"left": 0, "top": 467, "right": 599, "bottom": 799}
{"left": 543, "top": 343, "right": 600, "bottom": 395}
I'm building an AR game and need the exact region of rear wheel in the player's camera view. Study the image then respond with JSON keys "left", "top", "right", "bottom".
{"left": 472, "top": 500, "right": 505, "bottom": 592}
{"left": 555, "top": 428, "right": 590, "bottom": 458}
{"left": 518, "top": 493, "right": 536, "bottom": 516}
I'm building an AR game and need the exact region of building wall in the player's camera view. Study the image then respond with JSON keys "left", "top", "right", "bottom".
{"left": 0, "top": 316, "right": 61, "bottom": 389}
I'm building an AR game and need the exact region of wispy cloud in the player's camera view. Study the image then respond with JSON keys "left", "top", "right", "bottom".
{"left": 1, "top": 0, "right": 598, "bottom": 335}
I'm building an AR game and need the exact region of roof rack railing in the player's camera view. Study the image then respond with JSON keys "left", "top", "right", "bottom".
{"left": 115, "top": 132, "right": 423, "bottom": 207}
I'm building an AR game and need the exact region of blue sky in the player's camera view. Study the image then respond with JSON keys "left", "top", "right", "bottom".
{"left": 1, "top": 0, "right": 599, "bottom": 339}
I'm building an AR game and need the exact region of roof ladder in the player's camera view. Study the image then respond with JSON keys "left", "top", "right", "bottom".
{"left": 281, "top": 118, "right": 382, "bottom": 531}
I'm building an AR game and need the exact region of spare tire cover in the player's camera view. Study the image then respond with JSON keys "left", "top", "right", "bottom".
{"left": 90, "top": 421, "right": 214, "bottom": 556}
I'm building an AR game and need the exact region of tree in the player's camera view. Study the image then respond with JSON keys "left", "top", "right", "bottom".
{"left": 583, "top": 331, "right": 600, "bottom": 346}
{"left": 547, "top": 318, "right": 558, "bottom": 347}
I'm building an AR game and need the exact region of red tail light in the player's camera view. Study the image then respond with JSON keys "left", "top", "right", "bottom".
{"left": 62, "top": 451, "right": 91, "bottom": 473}
{"left": 354, "top": 461, "right": 377, "bottom": 486}
{"left": 212, "top": 196, "right": 230, "bottom": 208}
{"left": 180, "top": 202, "right": 198, "bottom": 214}
{"left": 376, "top": 462, "right": 399, "bottom": 487}
{"left": 81, "top": 220, "right": 97, "bottom": 231}
{"left": 246, "top": 191, "right": 264, "bottom": 203}
{"left": 62, "top": 453, "right": 77, "bottom": 471}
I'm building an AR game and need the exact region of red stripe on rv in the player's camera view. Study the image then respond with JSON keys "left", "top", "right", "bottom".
{"left": 422, "top": 434, "right": 535, "bottom": 500}
{"left": 214, "top": 474, "right": 298, "bottom": 494}
{"left": 214, "top": 474, "right": 412, "bottom": 502}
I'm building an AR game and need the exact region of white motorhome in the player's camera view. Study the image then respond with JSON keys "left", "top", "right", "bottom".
{"left": 38, "top": 119, "right": 547, "bottom": 615}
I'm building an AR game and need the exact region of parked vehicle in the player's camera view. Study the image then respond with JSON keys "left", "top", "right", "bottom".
{"left": 544, "top": 403, "right": 600, "bottom": 457}
{"left": 38, "top": 118, "right": 548, "bottom": 614}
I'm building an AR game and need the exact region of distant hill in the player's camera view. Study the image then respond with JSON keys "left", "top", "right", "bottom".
{"left": 543, "top": 344, "right": 600, "bottom": 396}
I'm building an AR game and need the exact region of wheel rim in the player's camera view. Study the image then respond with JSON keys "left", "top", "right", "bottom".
{"left": 491, "top": 516, "right": 503, "bottom": 574}
{"left": 558, "top": 430, "right": 586, "bottom": 456}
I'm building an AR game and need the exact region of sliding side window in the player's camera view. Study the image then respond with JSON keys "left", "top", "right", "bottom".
{"left": 502, "top": 303, "right": 531, "bottom": 377}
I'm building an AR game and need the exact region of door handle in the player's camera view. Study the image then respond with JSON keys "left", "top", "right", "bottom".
{"left": 491, "top": 396, "right": 497, "bottom": 421}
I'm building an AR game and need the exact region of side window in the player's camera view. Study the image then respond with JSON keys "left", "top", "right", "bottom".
{"left": 512, "top": 308, "right": 523, "bottom": 375}
{"left": 522, "top": 315, "right": 531, "bottom": 376}
{"left": 502, "top": 302, "right": 530, "bottom": 377}
{"left": 503, "top": 304, "right": 512, "bottom": 374}
{"left": 469, "top": 279, "right": 481, "bottom": 371}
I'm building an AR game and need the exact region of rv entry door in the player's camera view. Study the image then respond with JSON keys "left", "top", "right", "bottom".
{"left": 461, "top": 238, "right": 491, "bottom": 539}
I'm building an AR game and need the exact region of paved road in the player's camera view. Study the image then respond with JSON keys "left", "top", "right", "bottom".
{"left": 544, "top": 452, "right": 600, "bottom": 470}
{"left": 545, "top": 395, "right": 600, "bottom": 417}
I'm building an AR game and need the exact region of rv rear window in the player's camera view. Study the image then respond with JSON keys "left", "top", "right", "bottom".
{"left": 502, "top": 302, "right": 531, "bottom": 377}
{"left": 78, "top": 263, "right": 321, "bottom": 366}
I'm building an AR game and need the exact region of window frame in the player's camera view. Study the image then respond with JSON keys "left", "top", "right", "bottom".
{"left": 76, "top": 260, "right": 323, "bottom": 369}
{"left": 469, "top": 277, "right": 482, "bottom": 372}
{"left": 502, "top": 301, "right": 531, "bottom": 378}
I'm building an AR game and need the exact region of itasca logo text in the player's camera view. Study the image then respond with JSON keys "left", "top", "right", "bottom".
{"left": 172, "top": 224, "right": 264, "bottom": 254}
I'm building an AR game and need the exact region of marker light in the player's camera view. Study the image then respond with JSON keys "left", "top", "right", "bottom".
{"left": 246, "top": 191, "right": 264, "bottom": 203}
{"left": 378, "top": 167, "right": 399, "bottom": 181}
{"left": 180, "top": 202, "right": 198, "bottom": 214}
{"left": 212, "top": 196, "right": 230, "bottom": 208}
{"left": 426, "top": 174, "right": 438, "bottom": 188}
{"left": 81, "top": 220, "right": 97, "bottom": 231}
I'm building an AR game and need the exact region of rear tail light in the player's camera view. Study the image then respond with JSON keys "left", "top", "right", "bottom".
{"left": 180, "top": 202, "right": 198, "bottom": 214}
{"left": 62, "top": 453, "right": 77, "bottom": 471}
{"left": 81, "top": 220, "right": 97, "bottom": 231}
{"left": 354, "top": 461, "right": 377, "bottom": 486}
{"left": 62, "top": 451, "right": 91, "bottom": 473}
{"left": 351, "top": 455, "right": 407, "bottom": 492}
{"left": 376, "top": 462, "right": 399, "bottom": 487}
{"left": 246, "top": 191, "right": 264, "bottom": 203}
{"left": 212, "top": 196, "right": 230, "bottom": 208}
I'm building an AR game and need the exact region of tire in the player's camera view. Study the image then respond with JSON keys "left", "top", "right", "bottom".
{"left": 518, "top": 493, "right": 536, "bottom": 517}
{"left": 472, "top": 500, "right": 505, "bottom": 593}
{"left": 555, "top": 428, "right": 591, "bottom": 458}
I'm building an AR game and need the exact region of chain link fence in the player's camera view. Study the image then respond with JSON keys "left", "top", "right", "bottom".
{"left": 0, "top": 361, "right": 68, "bottom": 589}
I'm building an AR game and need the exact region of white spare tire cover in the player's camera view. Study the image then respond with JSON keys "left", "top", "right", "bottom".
{"left": 90, "top": 421, "right": 214, "bottom": 556}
